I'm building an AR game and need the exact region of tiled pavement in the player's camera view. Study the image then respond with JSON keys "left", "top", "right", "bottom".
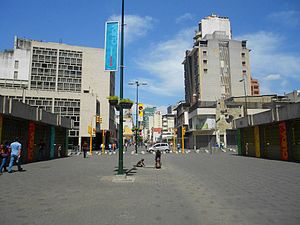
{"left": 0, "top": 150, "right": 299, "bottom": 225}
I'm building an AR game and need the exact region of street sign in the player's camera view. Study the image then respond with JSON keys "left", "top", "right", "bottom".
{"left": 104, "top": 21, "right": 119, "bottom": 71}
{"left": 138, "top": 103, "right": 144, "bottom": 122}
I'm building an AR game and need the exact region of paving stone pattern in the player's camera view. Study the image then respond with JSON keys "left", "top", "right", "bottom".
{"left": 0, "top": 150, "right": 299, "bottom": 225}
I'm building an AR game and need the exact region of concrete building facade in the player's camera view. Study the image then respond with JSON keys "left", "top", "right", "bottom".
{"left": 0, "top": 96, "right": 71, "bottom": 163}
{"left": 183, "top": 15, "right": 251, "bottom": 103}
{"left": 0, "top": 37, "right": 115, "bottom": 149}
{"left": 234, "top": 102, "right": 300, "bottom": 162}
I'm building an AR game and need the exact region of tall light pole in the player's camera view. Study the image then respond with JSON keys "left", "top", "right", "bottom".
{"left": 118, "top": 0, "right": 125, "bottom": 175}
{"left": 128, "top": 81, "right": 147, "bottom": 154}
{"left": 239, "top": 76, "right": 248, "bottom": 118}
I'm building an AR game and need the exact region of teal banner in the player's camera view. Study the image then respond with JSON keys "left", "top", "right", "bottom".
{"left": 105, "top": 21, "right": 119, "bottom": 71}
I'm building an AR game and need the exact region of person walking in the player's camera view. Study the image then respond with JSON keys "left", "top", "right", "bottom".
{"left": 57, "top": 144, "right": 62, "bottom": 157}
{"left": 155, "top": 150, "right": 161, "bottom": 169}
{"left": 8, "top": 137, "right": 24, "bottom": 173}
{"left": 0, "top": 142, "right": 10, "bottom": 173}
{"left": 82, "top": 141, "right": 88, "bottom": 158}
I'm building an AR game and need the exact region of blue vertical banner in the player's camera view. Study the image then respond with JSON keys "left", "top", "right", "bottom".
{"left": 104, "top": 21, "right": 119, "bottom": 71}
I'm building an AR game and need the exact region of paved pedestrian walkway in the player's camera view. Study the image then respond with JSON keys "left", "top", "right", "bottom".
{"left": 0, "top": 151, "right": 299, "bottom": 225}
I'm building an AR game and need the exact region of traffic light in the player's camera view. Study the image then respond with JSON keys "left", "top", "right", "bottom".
{"left": 138, "top": 103, "right": 144, "bottom": 118}
{"left": 96, "top": 116, "right": 102, "bottom": 123}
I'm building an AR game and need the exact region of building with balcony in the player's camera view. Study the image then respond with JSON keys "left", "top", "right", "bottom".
{"left": 251, "top": 78, "right": 260, "bottom": 96}
{"left": 161, "top": 114, "right": 175, "bottom": 142}
{"left": 0, "top": 37, "right": 115, "bottom": 149}
{"left": 183, "top": 14, "right": 251, "bottom": 103}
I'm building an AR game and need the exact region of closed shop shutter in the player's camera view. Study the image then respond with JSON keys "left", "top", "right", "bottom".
{"left": 55, "top": 127, "right": 66, "bottom": 157}
{"left": 262, "top": 123, "right": 280, "bottom": 160}
{"left": 243, "top": 127, "right": 255, "bottom": 156}
{"left": 291, "top": 119, "right": 300, "bottom": 161}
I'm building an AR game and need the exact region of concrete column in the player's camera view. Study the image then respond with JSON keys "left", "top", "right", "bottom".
{"left": 50, "top": 126, "right": 55, "bottom": 159}
{"left": 193, "top": 133, "right": 196, "bottom": 150}
{"left": 224, "top": 131, "right": 227, "bottom": 148}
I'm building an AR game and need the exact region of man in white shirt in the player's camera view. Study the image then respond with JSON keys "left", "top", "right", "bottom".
{"left": 8, "top": 137, "right": 24, "bottom": 173}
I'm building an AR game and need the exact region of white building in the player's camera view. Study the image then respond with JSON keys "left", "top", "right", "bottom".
{"left": 147, "top": 110, "right": 162, "bottom": 142}
{"left": 0, "top": 37, "right": 115, "bottom": 148}
{"left": 184, "top": 14, "right": 251, "bottom": 103}
{"left": 198, "top": 14, "right": 232, "bottom": 39}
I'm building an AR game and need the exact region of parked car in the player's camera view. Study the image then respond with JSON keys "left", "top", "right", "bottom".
{"left": 148, "top": 143, "right": 170, "bottom": 153}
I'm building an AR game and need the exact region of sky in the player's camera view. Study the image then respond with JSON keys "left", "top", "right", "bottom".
{"left": 1, "top": 0, "right": 300, "bottom": 113}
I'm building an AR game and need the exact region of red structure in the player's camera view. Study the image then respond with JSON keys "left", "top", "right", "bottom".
{"left": 251, "top": 78, "right": 260, "bottom": 96}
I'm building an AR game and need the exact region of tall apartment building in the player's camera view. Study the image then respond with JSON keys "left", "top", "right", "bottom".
{"left": 0, "top": 37, "right": 115, "bottom": 148}
{"left": 183, "top": 14, "right": 251, "bottom": 103}
{"left": 251, "top": 78, "right": 260, "bottom": 96}
{"left": 142, "top": 107, "right": 156, "bottom": 130}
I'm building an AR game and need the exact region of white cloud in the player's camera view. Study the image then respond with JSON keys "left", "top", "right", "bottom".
{"left": 109, "top": 14, "right": 155, "bottom": 45}
{"left": 236, "top": 31, "right": 300, "bottom": 95}
{"left": 267, "top": 10, "right": 299, "bottom": 27}
{"left": 137, "top": 27, "right": 195, "bottom": 97}
{"left": 176, "top": 13, "right": 194, "bottom": 24}
{"left": 264, "top": 74, "right": 281, "bottom": 81}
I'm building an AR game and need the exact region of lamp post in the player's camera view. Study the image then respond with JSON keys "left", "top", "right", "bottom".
{"left": 118, "top": 0, "right": 125, "bottom": 175}
{"left": 128, "top": 81, "right": 147, "bottom": 154}
{"left": 239, "top": 76, "right": 248, "bottom": 118}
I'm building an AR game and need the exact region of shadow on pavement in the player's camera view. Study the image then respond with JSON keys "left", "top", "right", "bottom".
{"left": 113, "top": 167, "right": 137, "bottom": 176}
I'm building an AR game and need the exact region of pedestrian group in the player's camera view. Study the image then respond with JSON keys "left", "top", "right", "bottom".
{"left": 0, "top": 137, "right": 24, "bottom": 174}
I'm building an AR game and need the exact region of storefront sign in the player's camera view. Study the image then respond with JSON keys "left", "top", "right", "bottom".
{"left": 279, "top": 122, "right": 288, "bottom": 161}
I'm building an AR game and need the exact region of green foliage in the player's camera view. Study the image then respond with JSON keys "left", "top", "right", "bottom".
{"left": 107, "top": 96, "right": 119, "bottom": 101}
{"left": 119, "top": 98, "right": 133, "bottom": 103}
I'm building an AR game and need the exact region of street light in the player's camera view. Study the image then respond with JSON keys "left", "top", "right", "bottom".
{"left": 128, "top": 81, "right": 147, "bottom": 154}
{"left": 239, "top": 76, "right": 248, "bottom": 118}
{"left": 117, "top": 0, "right": 125, "bottom": 175}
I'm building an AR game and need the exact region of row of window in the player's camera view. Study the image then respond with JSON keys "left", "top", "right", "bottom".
{"left": 32, "top": 68, "right": 56, "bottom": 76}
{"left": 59, "top": 57, "right": 82, "bottom": 65}
{"left": 59, "top": 50, "right": 82, "bottom": 58}
{"left": 201, "top": 51, "right": 246, "bottom": 58}
{"left": 32, "top": 55, "right": 57, "bottom": 63}
{"left": 57, "top": 83, "right": 81, "bottom": 91}
{"left": 58, "top": 65, "right": 82, "bottom": 71}
{"left": 33, "top": 47, "right": 58, "bottom": 56}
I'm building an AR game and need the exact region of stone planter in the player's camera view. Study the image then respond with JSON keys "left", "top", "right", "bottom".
{"left": 109, "top": 99, "right": 118, "bottom": 106}
{"left": 119, "top": 102, "right": 133, "bottom": 109}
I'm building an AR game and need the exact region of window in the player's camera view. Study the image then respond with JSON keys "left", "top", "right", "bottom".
{"left": 242, "top": 61, "right": 246, "bottom": 66}
{"left": 241, "top": 52, "right": 245, "bottom": 58}
{"left": 203, "top": 51, "right": 207, "bottom": 56}
{"left": 13, "top": 71, "right": 18, "bottom": 79}
{"left": 204, "top": 68, "right": 208, "bottom": 73}
{"left": 203, "top": 60, "right": 208, "bottom": 64}
{"left": 14, "top": 60, "right": 19, "bottom": 69}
